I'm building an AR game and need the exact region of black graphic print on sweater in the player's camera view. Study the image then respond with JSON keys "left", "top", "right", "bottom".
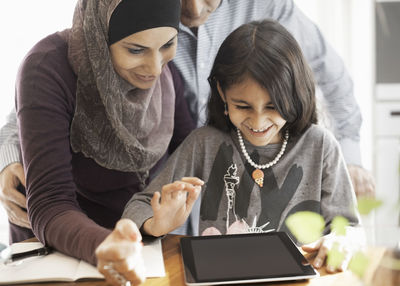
{"left": 200, "top": 142, "right": 320, "bottom": 239}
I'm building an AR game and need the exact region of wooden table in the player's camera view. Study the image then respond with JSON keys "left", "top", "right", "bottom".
{"left": 16, "top": 235, "right": 395, "bottom": 286}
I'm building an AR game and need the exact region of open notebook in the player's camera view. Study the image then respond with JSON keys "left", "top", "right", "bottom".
{"left": 0, "top": 239, "right": 165, "bottom": 284}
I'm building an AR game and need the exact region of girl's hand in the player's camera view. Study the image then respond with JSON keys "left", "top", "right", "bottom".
{"left": 301, "top": 234, "right": 352, "bottom": 273}
{"left": 144, "top": 177, "right": 204, "bottom": 237}
{"left": 96, "top": 219, "right": 145, "bottom": 286}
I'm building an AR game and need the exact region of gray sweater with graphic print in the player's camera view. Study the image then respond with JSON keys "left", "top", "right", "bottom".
{"left": 122, "top": 125, "right": 359, "bottom": 240}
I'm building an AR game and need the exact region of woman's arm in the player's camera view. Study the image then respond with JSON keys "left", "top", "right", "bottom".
{"left": 16, "top": 34, "right": 110, "bottom": 265}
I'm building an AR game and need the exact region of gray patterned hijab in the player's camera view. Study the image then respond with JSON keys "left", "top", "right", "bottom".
{"left": 67, "top": 0, "right": 178, "bottom": 172}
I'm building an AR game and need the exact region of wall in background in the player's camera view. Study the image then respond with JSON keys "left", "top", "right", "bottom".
{"left": 0, "top": 1, "right": 77, "bottom": 126}
{"left": 0, "top": 1, "right": 77, "bottom": 245}
{"left": 294, "top": 0, "right": 374, "bottom": 170}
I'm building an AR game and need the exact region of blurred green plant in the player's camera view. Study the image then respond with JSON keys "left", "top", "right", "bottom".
{"left": 326, "top": 217, "right": 349, "bottom": 269}
{"left": 357, "top": 197, "right": 383, "bottom": 215}
{"left": 285, "top": 211, "right": 324, "bottom": 244}
{"left": 331, "top": 216, "right": 349, "bottom": 236}
{"left": 326, "top": 242, "right": 345, "bottom": 269}
{"left": 348, "top": 251, "right": 369, "bottom": 278}
{"left": 284, "top": 196, "right": 389, "bottom": 281}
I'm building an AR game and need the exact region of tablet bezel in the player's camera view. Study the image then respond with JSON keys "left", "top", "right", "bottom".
{"left": 180, "top": 232, "right": 319, "bottom": 286}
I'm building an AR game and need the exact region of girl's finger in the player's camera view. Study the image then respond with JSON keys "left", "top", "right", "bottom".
{"left": 312, "top": 244, "right": 328, "bottom": 269}
{"left": 337, "top": 251, "right": 352, "bottom": 272}
{"left": 160, "top": 181, "right": 202, "bottom": 206}
{"left": 171, "top": 189, "right": 185, "bottom": 200}
{"left": 181, "top": 177, "right": 204, "bottom": 186}
{"left": 161, "top": 181, "right": 185, "bottom": 199}
{"left": 301, "top": 237, "right": 323, "bottom": 253}
{"left": 171, "top": 181, "right": 202, "bottom": 200}
{"left": 151, "top": 191, "right": 161, "bottom": 212}
{"left": 185, "top": 186, "right": 201, "bottom": 213}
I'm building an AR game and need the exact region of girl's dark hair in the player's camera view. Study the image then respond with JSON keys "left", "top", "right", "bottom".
{"left": 207, "top": 19, "right": 317, "bottom": 138}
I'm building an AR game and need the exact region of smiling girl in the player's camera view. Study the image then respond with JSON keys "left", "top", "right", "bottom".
{"left": 109, "top": 19, "right": 362, "bottom": 274}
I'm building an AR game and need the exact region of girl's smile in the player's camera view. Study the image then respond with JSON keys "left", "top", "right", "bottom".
{"left": 245, "top": 124, "right": 273, "bottom": 138}
{"left": 218, "top": 76, "right": 287, "bottom": 146}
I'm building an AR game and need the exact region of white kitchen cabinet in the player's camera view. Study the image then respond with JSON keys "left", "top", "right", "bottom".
{"left": 373, "top": 0, "right": 400, "bottom": 247}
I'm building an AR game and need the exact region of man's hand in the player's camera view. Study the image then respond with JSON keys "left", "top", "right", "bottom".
{"left": 347, "top": 164, "right": 375, "bottom": 198}
{"left": 0, "top": 162, "right": 30, "bottom": 228}
{"left": 144, "top": 177, "right": 203, "bottom": 237}
{"left": 96, "top": 219, "right": 146, "bottom": 286}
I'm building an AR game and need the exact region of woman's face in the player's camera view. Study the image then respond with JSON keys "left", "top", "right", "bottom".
{"left": 109, "top": 27, "right": 177, "bottom": 89}
{"left": 218, "top": 76, "right": 287, "bottom": 147}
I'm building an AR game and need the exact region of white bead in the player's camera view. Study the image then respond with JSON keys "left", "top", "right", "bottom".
{"left": 237, "top": 129, "right": 289, "bottom": 171}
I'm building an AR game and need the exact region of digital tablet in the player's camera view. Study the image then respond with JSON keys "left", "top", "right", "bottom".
{"left": 180, "top": 232, "right": 319, "bottom": 285}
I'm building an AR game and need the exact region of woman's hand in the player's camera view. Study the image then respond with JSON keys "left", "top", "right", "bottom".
{"left": 96, "top": 219, "right": 146, "bottom": 286}
{"left": 301, "top": 233, "right": 353, "bottom": 273}
{"left": 143, "top": 177, "right": 203, "bottom": 237}
{"left": 0, "top": 162, "right": 30, "bottom": 228}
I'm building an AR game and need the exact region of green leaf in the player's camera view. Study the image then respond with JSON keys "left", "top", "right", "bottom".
{"left": 331, "top": 216, "right": 349, "bottom": 236}
{"left": 348, "top": 251, "right": 369, "bottom": 278}
{"left": 285, "top": 211, "right": 324, "bottom": 244}
{"left": 327, "top": 242, "right": 345, "bottom": 269}
{"left": 357, "top": 197, "right": 383, "bottom": 215}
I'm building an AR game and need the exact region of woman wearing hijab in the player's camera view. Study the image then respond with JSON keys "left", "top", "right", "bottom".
{"left": 15, "top": 0, "right": 192, "bottom": 283}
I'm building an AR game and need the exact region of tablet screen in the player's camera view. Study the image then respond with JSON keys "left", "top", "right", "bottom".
{"left": 180, "top": 232, "right": 318, "bottom": 285}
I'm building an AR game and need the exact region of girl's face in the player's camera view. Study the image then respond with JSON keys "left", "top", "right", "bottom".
{"left": 109, "top": 27, "right": 177, "bottom": 89}
{"left": 218, "top": 76, "right": 287, "bottom": 146}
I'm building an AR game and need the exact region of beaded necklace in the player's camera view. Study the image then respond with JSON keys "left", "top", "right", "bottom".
{"left": 237, "top": 129, "right": 289, "bottom": 187}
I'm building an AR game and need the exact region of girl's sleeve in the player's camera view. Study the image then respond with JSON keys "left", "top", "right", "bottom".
{"left": 16, "top": 41, "right": 110, "bottom": 265}
{"left": 122, "top": 128, "right": 206, "bottom": 232}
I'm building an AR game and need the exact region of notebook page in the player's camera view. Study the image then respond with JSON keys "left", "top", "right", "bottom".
{"left": 0, "top": 246, "right": 80, "bottom": 284}
{"left": 0, "top": 239, "right": 165, "bottom": 284}
{"left": 142, "top": 238, "right": 165, "bottom": 277}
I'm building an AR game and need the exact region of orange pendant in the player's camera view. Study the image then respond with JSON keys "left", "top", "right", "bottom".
{"left": 252, "top": 169, "right": 264, "bottom": 187}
